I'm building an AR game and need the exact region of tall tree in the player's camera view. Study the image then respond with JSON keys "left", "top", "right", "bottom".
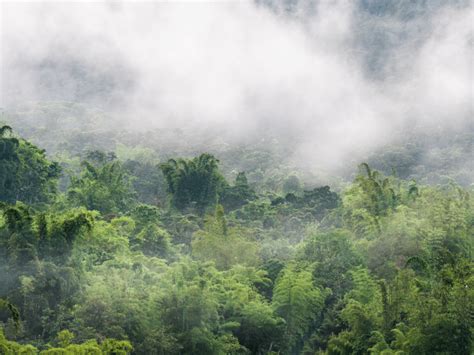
{"left": 273, "top": 264, "right": 326, "bottom": 351}
{"left": 160, "top": 153, "right": 226, "bottom": 214}
{"left": 0, "top": 126, "right": 60, "bottom": 204}
{"left": 68, "top": 152, "right": 136, "bottom": 214}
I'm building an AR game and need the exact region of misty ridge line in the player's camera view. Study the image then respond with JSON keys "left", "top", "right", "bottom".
{"left": 0, "top": 0, "right": 472, "bottom": 172}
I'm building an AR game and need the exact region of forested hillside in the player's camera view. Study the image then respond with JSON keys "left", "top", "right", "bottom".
{"left": 1, "top": 0, "right": 473, "bottom": 354}
{"left": 0, "top": 123, "right": 472, "bottom": 354}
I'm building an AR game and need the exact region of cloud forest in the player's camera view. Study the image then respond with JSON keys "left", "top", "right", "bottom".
{"left": 0, "top": 0, "right": 472, "bottom": 354}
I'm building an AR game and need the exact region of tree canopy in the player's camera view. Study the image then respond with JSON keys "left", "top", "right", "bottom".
{"left": 0, "top": 126, "right": 60, "bottom": 205}
{"left": 0, "top": 127, "right": 472, "bottom": 354}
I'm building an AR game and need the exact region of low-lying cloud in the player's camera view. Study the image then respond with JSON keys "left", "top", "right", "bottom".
{"left": 1, "top": 0, "right": 472, "bottom": 171}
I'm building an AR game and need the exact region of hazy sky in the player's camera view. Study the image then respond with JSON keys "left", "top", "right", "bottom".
{"left": 1, "top": 0, "right": 472, "bottom": 170}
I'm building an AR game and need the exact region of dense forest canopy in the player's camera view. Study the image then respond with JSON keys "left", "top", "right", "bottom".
{"left": 0, "top": 125, "right": 472, "bottom": 354}
{"left": 0, "top": 0, "right": 473, "bottom": 354}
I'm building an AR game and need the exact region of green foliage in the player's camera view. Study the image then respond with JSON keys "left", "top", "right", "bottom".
{"left": 0, "top": 328, "right": 132, "bottom": 354}
{"left": 219, "top": 172, "right": 256, "bottom": 211}
{"left": 134, "top": 224, "right": 172, "bottom": 258}
{"left": 0, "top": 299, "right": 20, "bottom": 331}
{"left": 0, "top": 327, "right": 38, "bottom": 354}
{"left": 1, "top": 129, "right": 473, "bottom": 355}
{"left": 1, "top": 204, "right": 95, "bottom": 265}
{"left": 273, "top": 263, "right": 326, "bottom": 350}
{"left": 235, "top": 301, "right": 285, "bottom": 353}
{"left": 56, "top": 330, "right": 74, "bottom": 348}
{"left": 100, "top": 338, "right": 133, "bottom": 354}
{"left": 299, "top": 229, "right": 362, "bottom": 297}
{"left": 67, "top": 153, "right": 135, "bottom": 214}
{"left": 118, "top": 145, "right": 167, "bottom": 206}
{"left": 192, "top": 206, "right": 260, "bottom": 270}
{"left": 284, "top": 186, "right": 341, "bottom": 219}
{"left": 160, "top": 154, "right": 226, "bottom": 213}
{"left": 0, "top": 126, "right": 60, "bottom": 204}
